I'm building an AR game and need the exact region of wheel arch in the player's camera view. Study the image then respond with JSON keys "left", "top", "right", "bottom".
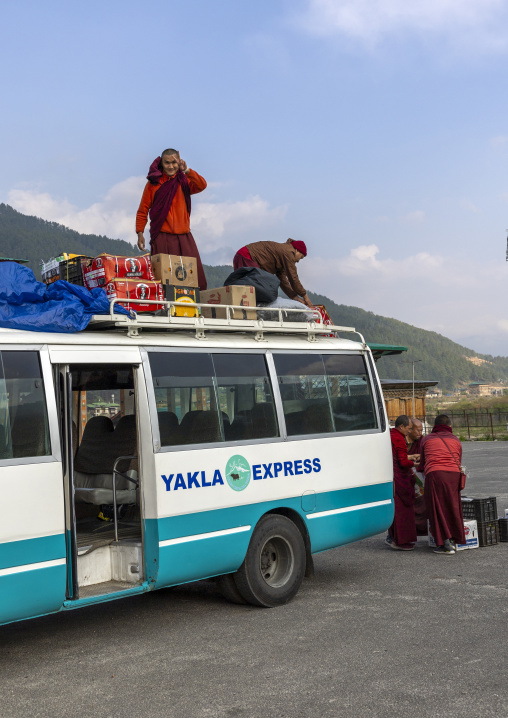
{"left": 263, "top": 507, "right": 314, "bottom": 579}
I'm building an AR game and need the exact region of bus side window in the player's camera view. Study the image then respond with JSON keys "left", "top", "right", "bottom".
{"left": 148, "top": 352, "right": 222, "bottom": 446}
{"left": 323, "top": 354, "right": 378, "bottom": 432}
{"left": 273, "top": 354, "right": 333, "bottom": 436}
{"left": 0, "top": 351, "right": 51, "bottom": 460}
{"left": 212, "top": 353, "right": 279, "bottom": 441}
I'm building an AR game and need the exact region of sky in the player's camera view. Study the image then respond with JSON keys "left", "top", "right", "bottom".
{"left": 1, "top": 0, "right": 508, "bottom": 356}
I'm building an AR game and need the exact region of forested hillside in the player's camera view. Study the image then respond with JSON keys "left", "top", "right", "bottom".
{"left": 195, "top": 265, "right": 508, "bottom": 391}
{"left": 0, "top": 203, "right": 140, "bottom": 271}
{"left": 2, "top": 204, "right": 507, "bottom": 391}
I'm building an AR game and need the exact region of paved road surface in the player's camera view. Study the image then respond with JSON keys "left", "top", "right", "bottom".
{"left": 1, "top": 443, "right": 507, "bottom": 718}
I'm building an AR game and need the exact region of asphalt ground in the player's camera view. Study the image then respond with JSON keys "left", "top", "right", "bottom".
{"left": 1, "top": 442, "right": 507, "bottom": 718}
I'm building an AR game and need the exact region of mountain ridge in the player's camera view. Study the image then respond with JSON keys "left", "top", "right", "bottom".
{"left": 1, "top": 203, "right": 507, "bottom": 391}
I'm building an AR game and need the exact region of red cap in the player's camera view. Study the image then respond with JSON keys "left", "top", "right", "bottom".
{"left": 289, "top": 239, "right": 307, "bottom": 257}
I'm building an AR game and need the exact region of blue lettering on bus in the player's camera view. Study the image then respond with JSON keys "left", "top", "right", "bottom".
{"left": 187, "top": 471, "right": 200, "bottom": 489}
{"left": 174, "top": 473, "right": 187, "bottom": 490}
{"left": 253, "top": 465, "right": 263, "bottom": 480}
{"left": 161, "top": 456, "right": 322, "bottom": 491}
{"left": 212, "top": 469, "right": 224, "bottom": 486}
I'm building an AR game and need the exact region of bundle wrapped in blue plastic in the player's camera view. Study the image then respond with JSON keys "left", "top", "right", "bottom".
{"left": 0, "top": 262, "right": 129, "bottom": 333}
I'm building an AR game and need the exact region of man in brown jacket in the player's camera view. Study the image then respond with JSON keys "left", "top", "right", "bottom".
{"left": 233, "top": 238, "right": 313, "bottom": 308}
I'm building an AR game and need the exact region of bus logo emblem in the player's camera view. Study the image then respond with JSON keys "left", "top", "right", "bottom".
{"left": 225, "top": 454, "right": 251, "bottom": 492}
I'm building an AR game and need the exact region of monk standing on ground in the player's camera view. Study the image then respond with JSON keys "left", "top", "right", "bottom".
{"left": 136, "top": 149, "right": 208, "bottom": 289}
{"left": 407, "top": 418, "right": 427, "bottom": 535}
{"left": 233, "top": 239, "right": 314, "bottom": 308}
{"left": 419, "top": 414, "right": 466, "bottom": 555}
{"left": 386, "top": 415, "right": 420, "bottom": 551}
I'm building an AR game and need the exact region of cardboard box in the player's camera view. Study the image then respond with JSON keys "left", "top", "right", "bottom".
{"left": 163, "top": 284, "right": 200, "bottom": 317}
{"left": 428, "top": 519, "right": 479, "bottom": 550}
{"left": 151, "top": 254, "right": 198, "bottom": 288}
{"left": 84, "top": 254, "right": 154, "bottom": 289}
{"left": 200, "top": 285, "right": 256, "bottom": 320}
{"left": 106, "top": 279, "right": 164, "bottom": 312}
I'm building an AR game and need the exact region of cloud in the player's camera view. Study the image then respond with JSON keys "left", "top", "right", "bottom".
{"left": 192, "top": 196, "right": 287, "bottom": 252}
{"left": 8, "top": 177, "right": 145, "bottom": 242}
{"left": 402, "top": 210, "right": 425, "bottom": 223}
{"left": 490, "top": 134, "right": 508, "bottom": 147}
{"left": 297, "top": 0, "right": 508, "bottom": 49}
{"left": 6, "top": 182, "right": 287, "bottom": 252}
{"left": 298, "top": 243, "right": 508, "bottom": 353}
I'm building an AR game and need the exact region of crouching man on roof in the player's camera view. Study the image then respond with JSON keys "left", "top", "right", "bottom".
{"left": 233, "top": 239, "right": 314, "bottom": 308}
{"left": 136, "top": 148, "right": 208, "bottom": 290}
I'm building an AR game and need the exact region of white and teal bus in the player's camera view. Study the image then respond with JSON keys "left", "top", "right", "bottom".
{"left": 0, "top": 305, "right": 395, "bottom": 625}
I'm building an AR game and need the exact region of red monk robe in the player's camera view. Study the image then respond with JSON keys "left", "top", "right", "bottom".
{"left": 409, "top": 436, "right": 427, "bottom": 536}
{"left": 136, "top": 165, "right": 208, "bottom": 290}
{"left": 388, "top": 427, "right": 417, "bottom": 547}
{"left": 419, "top": 424, "right": 465, "bottom": 547}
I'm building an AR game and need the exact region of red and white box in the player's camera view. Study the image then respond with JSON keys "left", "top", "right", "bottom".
{"left": 106, "top": 279, "right": 164, "bottom": 312}
{"left": 84, "top": 254, "right": 154, "bottom": 290}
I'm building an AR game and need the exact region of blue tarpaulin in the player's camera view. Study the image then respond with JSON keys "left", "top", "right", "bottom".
{"left": 0, "top": 262, "right": 129, "bottom": 333}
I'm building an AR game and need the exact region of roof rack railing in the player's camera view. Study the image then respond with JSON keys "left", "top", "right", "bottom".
{"left": 88, "top": 298, "right": 367, "bottom": 345}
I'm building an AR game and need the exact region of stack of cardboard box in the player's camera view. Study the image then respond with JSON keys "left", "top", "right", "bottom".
{"left": 151, "top": 254, "right": 200, "bottom": 317}
{"left": 83, "top": 254, "right": 164, "bottom": 312}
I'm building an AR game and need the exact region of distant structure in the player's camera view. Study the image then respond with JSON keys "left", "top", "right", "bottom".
{"left": 381, "top": 379, "right": 439, "bottom": 422}
{"left": 464, "top": 355, "right": 492, "bottom": 367}
{"left": 467, "top": 382, "right": 504, "bottom": 396}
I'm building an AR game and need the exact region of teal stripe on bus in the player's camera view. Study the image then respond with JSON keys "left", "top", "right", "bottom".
{"left": 0, "top": 533, "right": 66, "bottom": 571}
{"left": 0, "top": 564, "right": 67, "bottom": 626}
{"left": 148, "top": 482, "right": 393, "bottom": 588}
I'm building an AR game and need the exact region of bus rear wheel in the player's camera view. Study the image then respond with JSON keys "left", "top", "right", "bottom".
{"left": 233, "top": 515, "right": 306, "bottom": 607}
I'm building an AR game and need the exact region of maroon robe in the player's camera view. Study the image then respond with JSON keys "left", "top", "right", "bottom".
{"left": 409, "top": 437, "right": 427, "bottom": 536}
{"left": 388, "top": 428, "right": 417, "bottom": 546}
{"left": 420, "top": 425, "right": 465, "bottom": 546}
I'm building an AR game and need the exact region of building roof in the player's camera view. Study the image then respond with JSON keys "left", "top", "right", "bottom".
{"left": 381, "top": 379, "right": 439, "bottom": 390}
{"left": 367, "top": 343, "right": 408, "bottom": 360}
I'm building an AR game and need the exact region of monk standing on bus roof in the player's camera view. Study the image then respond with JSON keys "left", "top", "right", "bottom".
{"left": 233, "top": 239, "right": 314, "bottom": 308}
{"left": 136, "top": 149, "right": 208, "bottom": 289}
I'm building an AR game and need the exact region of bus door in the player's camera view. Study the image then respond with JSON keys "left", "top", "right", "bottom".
{"left": 0, "top": 347, "right": 66, "bottom": 626}
{"left": 55, "top": 353, "right": 149, "bottom": 601}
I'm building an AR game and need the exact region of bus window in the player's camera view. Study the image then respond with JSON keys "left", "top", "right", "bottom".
{"left": 0, "top": 351, "right": 51, "bottom": 460}
{"left": 212, "top": 353, "right": 279, "bottom": 441}
{"left": 149, "top": 352, "right": 221, "bottom": 446}
{"left": 323, "top": 354, "right": 378, "bottom": 432}
{"left": 273, "top": 354, "right": 333, "bottom": 436}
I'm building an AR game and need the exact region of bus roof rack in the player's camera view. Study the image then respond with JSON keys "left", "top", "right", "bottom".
{"left": 88, "top": 299, "right": 367, "bottom": 345}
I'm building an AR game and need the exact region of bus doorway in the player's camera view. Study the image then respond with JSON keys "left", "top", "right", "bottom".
{"left": 62, "top": 363, "right": 144, "bottom": 600}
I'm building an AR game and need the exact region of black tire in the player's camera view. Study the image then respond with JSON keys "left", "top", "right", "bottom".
{"left": 233, "top": 514, "right": 306, "bottom": 607}
{"left": 216, "top": 573, "right": 247, "bottom": 605}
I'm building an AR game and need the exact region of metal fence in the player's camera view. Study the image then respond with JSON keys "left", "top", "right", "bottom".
{"left": 424, "top": 412, "right": 508, "bottom": 440}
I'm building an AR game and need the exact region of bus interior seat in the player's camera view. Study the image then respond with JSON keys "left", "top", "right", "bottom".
{"left": 302, "top": 403, "right": 333, "bottom": 434}
{"left": 74, "top": 414, "right": 138, "bottom": 506}
{"left": 187, "top": 410, "right": 221, "bottom": 444}
{"left": 158, "top": 411, "right": 179, "bottom": 445}
{"left": 250, "top": 403, "right": 278, "bottom": 439}
{"left": 10, "top": 401, "right": 48, "bottom": 458}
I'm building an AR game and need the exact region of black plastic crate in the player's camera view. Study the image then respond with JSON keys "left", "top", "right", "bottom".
{"left": 59, "top": 256, "right": 91, "bottom": 286}
{"left": 498, "top": 518, "right": 508, "bottom": 542}
{"left": 477, "top": 520, "right": 499, "bottom": 547}
{"left": 461, "top": 497, "right": 497, "bottom": 522}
